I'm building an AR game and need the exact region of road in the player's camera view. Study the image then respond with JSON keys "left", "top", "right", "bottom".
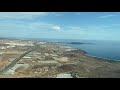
{"left": 0, "top": 45, "right": 38, "bottom": 75}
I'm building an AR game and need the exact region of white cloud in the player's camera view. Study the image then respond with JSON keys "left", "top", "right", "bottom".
{"left": 0, "top": 12, "right": 48, "bottom": 20}
{"left": 0, "top": 12, "right": 62, "bottom": 32}
{"left": 28, "top": 22, "right": 61, "bottom": 31}
{"left": 98, "top": 14, "right": 117, "bottom": 18}
{"left": 0, "top": 20, "right": 61, "bottom": 34}
{"left": 0, "top": 12, "right": 66, "bottom": 21}
{"left": 52, "top": 26, "right": 61, "bottom": 31}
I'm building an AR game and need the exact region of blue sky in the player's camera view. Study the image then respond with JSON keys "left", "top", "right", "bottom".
{"left": 0, "top": 12, "right": 120, "bottom": 40}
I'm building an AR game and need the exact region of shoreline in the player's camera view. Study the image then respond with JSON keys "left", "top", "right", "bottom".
{"left": 85, "top": 53, "right": 120, "bottom": 62}
{"left": 1, "top": 38, "right": 120, "bottom": 78}
{"left": 1, "top": 37, "right": 120, "bottom": 63}
{"left": 59, "top": 42, "right": 120, "bottom": 63}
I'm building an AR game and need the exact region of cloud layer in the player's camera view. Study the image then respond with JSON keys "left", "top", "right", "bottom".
{"left": 98, "top": 14, "right": 117, "bottom": 18}
{"left": 0, "top": 12, "right": 120, "bottom": 40}
{"left": 0, "top": 12, "right": 49, "bottom": 20}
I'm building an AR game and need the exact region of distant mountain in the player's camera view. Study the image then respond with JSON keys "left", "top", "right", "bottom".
{"left": 68, "top": 42, "right": 93, "bottom": 44}
{"left": 55, "top": 41, "right": 93, "bottom": 45}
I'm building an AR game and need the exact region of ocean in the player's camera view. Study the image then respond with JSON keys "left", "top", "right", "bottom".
{"left": 42, "top": 38, "right": 120, "bottom": 61}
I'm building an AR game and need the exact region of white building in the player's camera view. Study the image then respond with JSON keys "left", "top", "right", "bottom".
{"left": 0, "top": 46, "right": 7, "bottom": 49}
{"left": 23, "top": 56, "right": 31, "bottom": 59}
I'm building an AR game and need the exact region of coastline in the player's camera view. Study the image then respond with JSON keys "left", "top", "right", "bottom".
{"left": 85, "top": 53, "right": 120, "bottom": 63}
{"left": 1, "top": 37, "right": 120, "bottom": 63}
{"left": 59, "top": 42, "right": 120, "bottom": 63}
{"left": 1, "top": 38, "right": 120, "bottom": 78}
{"left": 55, "top": 42, "right": 120, "bottom": 78}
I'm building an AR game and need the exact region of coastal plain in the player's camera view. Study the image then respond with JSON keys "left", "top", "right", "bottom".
{"left": 0, "top": 38, "right": 120, "bottom": 78}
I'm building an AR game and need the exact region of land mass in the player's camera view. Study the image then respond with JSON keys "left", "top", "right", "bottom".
{"left": 0, "top": 38, "right": 120, "bottom": 78}
{"left": 67, "top": 42, "right": 93, "bottom": 44}
{"left": 55, "top": 42, "right": 93, "bottom": 45}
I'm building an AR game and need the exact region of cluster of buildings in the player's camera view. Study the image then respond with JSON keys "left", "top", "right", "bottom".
{"left": 4, "top": 41, "right": 34, "bottom": 46}
{"left": 0, "top": 46, "right": 15, "bottom": 49}
{"left": 0, "top": 40, "right": 36, "bottom": 50}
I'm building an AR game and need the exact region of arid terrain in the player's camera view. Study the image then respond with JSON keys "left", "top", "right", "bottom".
{"left": 0, "top": 38, "right": 120, "bottom": 78}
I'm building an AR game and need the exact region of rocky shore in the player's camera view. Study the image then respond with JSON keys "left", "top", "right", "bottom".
{"left": 0, "top": 39, "right": 120, "bottom": 78}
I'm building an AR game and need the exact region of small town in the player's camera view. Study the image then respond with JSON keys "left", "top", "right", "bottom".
{"left": 0, "top": 38, "right": 120, "bottom": 78}
{"left": 0, "top": 38, "right": 80, "bottom": 78}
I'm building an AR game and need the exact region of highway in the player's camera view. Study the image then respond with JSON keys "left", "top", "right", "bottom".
{"left": 0, "top": 45, "right": 38, "bottom": 75}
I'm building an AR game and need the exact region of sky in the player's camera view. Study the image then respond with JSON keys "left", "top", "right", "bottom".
{"left": 0, "top": 12, "right": 120, "bottom": 40}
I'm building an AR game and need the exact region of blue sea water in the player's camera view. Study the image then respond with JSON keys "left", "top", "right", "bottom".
{"left": 43, "top": 38, "right": 120, "bottom": 61}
